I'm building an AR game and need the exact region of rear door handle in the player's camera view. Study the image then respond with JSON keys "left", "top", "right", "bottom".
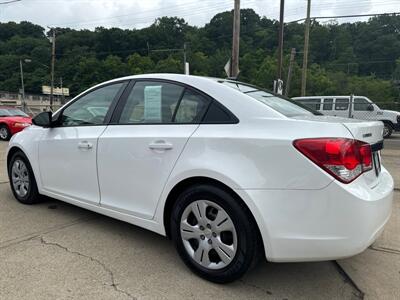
{"left": 78, "top": 141, "right": 93, "bottom": 150}
{"left": 149, "top": 140, "right": 173, "bottom": 150}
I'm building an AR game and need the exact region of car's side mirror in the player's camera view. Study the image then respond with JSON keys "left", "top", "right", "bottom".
{"left": 32, "top": 111, "right": 53, "bottom": 127}
{"left": 367, "top": 104, "right": 374, "bottom": 111}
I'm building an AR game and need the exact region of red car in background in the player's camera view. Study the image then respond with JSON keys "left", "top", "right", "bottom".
{"left": 0, "top": 107, "right": 32, "bottom": 141}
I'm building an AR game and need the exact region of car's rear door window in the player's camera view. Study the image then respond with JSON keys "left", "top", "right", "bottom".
{"left": 118, "top": 81, "right": 210, "bottom": 124}
{"left": 119, "top": 81, "right": 183, "bottom": 124}
{"left": 173, "top": 89, "right": 209, "bottom": 123}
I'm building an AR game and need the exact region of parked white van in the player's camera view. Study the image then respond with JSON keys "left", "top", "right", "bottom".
{"left": 292, "top": 96, "right": 400, "bottom": 138}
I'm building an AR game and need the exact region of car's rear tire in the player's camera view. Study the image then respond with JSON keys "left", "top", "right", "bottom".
{"left": 383, "top": 122, "right": 393, "bottom": 138}
{"left": 0, "top": 124, "right": 11, "bottom": 141}
{"left": 8, "top": 151, "right": 41, "bottom": 204}
{"left": 170, "top": 184, "right": 259, "bottom": 283}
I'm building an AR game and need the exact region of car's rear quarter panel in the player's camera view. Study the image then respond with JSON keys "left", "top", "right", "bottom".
{"left": 169, "top": 118, "right": 352, "bottom": 190}
{"left": 158, "top": 116, "right": 364, "bottom": 261}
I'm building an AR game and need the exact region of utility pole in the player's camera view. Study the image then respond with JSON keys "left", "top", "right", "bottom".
{"left": 285, "top": 48, "right": 296, "bottom": 97}
{"left": 60, "top": 77, "right": 65, "bottom": 105}
{"left": 19, "top": 59, "right": 31, "bottom": 112}
{"left": 301, "top": 0, "right": 311, "bottom": 96}
{"left": 49, "top": 28, "right": 56, "bottom": 111}
{"left": 277, "top": 0, "right": 285, "bottom": 81}
{"left": 183, "top": 42, "right": 187, "bottom": 74}
{"left": 19, "top": 59, "right": 26, "bottom": 112}
{"left": 230, "top": 0, "right": 240, "bottom": 78}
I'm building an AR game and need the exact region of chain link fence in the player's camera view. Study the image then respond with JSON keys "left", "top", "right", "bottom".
{"left": 292, "top": 96, "right": 400, "bottom": 137}
{"left": 293, "top": 97, "right": 399, "bottom": 119}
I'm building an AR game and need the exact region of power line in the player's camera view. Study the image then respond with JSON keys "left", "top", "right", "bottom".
{"left": 290, "top": 12, "right": 400, "bottom": 23}
{"left": 55, "top": 46, "right": 186, "bottom": 58}
{"left": 326, "top": 60, "right": 397, "bottom": 66}
{"left": 47, "top": 0, "right": 225, "bottom": 27}
{"left": 285, "top": 0, "right": 400, "bottom": 16}
{"left": 47, "top": 0, "right": 261, "bottom": 28}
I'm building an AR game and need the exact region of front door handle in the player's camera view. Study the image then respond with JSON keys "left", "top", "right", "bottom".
{"left": 78, "top": 141, "right": 93, "bottom": 150}
{"left": 149, "top": 140, "right": 173, "bottom": 150}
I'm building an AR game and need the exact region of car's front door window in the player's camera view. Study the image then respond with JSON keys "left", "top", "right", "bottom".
{"left": 61, "top": 83, "right": 124, "bottom": 126}
{"left": 354, "top": 98, "right": 371, "bottom": 111}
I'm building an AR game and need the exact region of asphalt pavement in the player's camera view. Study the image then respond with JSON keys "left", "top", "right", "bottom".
{"left": 0, "top": 136, "right": 399, "bottom": 299}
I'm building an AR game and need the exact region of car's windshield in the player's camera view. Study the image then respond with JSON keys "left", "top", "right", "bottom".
{"left": 219, "top": 80, "right": 321, "bottom": 117}
{"left": 0, "top": 108, "right": 28, "bottom": 117}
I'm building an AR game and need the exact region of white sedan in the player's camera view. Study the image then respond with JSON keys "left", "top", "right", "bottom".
{"left": 7, "top": 74, "right": 393, "bottom": 283}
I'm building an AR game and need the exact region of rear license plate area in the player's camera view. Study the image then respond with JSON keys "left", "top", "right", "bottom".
{"left": 372, "top": 151, "right": 381, "bottom": 177}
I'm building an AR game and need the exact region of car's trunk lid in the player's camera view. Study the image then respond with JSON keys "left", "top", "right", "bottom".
{"left": 292, "top": 115, "right": 383, "bottom": 144}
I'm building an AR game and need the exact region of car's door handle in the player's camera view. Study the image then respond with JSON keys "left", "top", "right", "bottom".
{"left": 78, "top": 141, "right": 93, "bottom": 150}
{"left": 148, "top": 140, "right": 173, "bottom": 150}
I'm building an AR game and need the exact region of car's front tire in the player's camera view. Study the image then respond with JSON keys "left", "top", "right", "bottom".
{"left": 8, "top": 151, "right": 41, "bottom": 204}
{"left": 0, "top": 124, "right": 11, "bottom": 141}
{"left": 171, "top": 184, "right": 259, "bottom": 283}
{"left": 383, "top": 122, "right": 393, "bottom": 138}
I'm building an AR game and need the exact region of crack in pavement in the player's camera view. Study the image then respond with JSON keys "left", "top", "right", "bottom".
{"left": 333, "top": 261, "right": 365, "bottom": 300}
{"left": 238, "top": 279, "right": 273, "bottom": 296}
{"left": 0, "top": 217, "right": 95, "bottom": 251}
{"left": 369, "top": 246, "right": 400, "bottom": 255}
{"left": 39, "top": 236, "right": 136, "bottom": 300}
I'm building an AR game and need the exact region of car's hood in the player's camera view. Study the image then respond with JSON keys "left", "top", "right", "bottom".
{"left": 292, "top": 115, "right": 383, "bottom": 144}
{"left": 382, "top": 109, "right": 400, "bottom": 115}
{"left": 3, "top": 116, "right": 32, "bottom": 123}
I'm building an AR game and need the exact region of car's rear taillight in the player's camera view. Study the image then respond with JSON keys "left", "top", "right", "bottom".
{"left": 293, "top": 138, "right": 372, "bottom": 183}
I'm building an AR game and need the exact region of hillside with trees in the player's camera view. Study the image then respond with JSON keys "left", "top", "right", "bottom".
{"left": 1, "top": 9, "right": 400, "bottom": 102}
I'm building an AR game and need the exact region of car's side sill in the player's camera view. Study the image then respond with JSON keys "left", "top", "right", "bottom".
{"left": 41, "top": 190, "right": 166, "bottom": 237}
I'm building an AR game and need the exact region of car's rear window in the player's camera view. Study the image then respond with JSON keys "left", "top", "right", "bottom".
{"left": 219, "top": 81, "right": 319, "bottom": 117}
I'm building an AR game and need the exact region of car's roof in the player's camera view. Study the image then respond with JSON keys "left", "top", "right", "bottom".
{"left": 105, "top": 73, "right": 217, "bottom": 82}
{"left": 66, "top": 73, "right": 286, "bottom": 122}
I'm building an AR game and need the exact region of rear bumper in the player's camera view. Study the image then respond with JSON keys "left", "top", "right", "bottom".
{"left": 237, "top": 167, "right": 394, "bottom": 262}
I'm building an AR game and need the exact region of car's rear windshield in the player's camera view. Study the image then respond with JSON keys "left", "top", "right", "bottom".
{"left": 0, "top": 108, "right": 29, "bottom": 117}
{"left": 219, "top": 81, "right": 320, "bottom": 117}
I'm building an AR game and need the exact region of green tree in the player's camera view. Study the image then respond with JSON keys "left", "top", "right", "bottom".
{"left": 154, "top": 56, "right": 182, "bottom": 73}
{"left": 127, "top": 53, "right": 155, "bottom": 74}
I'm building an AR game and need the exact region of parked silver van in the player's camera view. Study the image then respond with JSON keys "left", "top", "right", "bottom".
{"left": 292, "top": 96, "right": 400, "bottom": 138}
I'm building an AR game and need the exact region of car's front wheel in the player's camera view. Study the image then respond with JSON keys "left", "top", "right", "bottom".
{"left": 0, "top": 124, "right": 11, "bottom": 141}
{"left": 171, "top": 184, "right": 259, "bottom": 283}
{"left": 383, "top": 122, "right": 393, "bottom": 138}
{"left": 8, "top": 151, "right": 41, "bottom": 204}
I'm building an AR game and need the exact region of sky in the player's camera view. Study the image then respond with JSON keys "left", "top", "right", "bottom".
{"left": 0, "top": 0, "right": 399, "bottom": 30}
